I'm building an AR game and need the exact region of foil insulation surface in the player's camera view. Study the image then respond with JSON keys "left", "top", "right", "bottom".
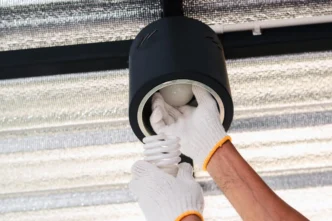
{"left": 1, "top": 52, "right": 332, "bottom": 220}
{"left": 1, "top": 0, "right": 332, "bottom": 50}
{"left": 184, "top": 0, "right": 332, "bottom": 25}
{"left": 1, "top": 1, "right": 332, "bottom": 220}
{"left": 0, "top": 0, "right": 161, "bottom": 51}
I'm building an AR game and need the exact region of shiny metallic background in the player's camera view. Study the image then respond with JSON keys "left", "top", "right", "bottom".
{"left": 1, "top": 0, "right": 332, "bottom": 50}
{"left": 1, "top": 1, "right": 332, "bottom": 220}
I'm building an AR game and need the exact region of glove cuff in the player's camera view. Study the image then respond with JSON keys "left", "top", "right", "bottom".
{"left": 175, "top": 211, "right": 204, "bottom": 221}
{"left": 202, "top": 136, "right": 232, "bottom": 171}
{"left": 193, "top": 119, "right": 229, "bottom": 169}
{"left": 164, "top": 193, "right": 204, "bottom": 221}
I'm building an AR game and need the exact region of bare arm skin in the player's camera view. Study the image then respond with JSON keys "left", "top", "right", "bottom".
{"left": 207, "top": 141, "right": 309, "bottom": 221}
{"left": 181, "top": 215, "right": 202, "bottom": 221}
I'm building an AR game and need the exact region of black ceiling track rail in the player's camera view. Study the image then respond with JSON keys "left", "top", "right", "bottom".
{"left": 1, "top": 22, "right": 332, "bottom": 80}
{"left": 0, "top": 40, "right": 132, "bottom": 79}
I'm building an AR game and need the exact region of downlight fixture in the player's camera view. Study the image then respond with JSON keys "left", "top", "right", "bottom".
{"left": 129, "top": 17, "right": 233, "bottom": 141}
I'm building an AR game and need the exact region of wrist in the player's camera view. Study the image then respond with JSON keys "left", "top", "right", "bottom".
{"left": 206, "top": 141, "right": 243, "bottom": 191}
{"left": 207, "top": 140, "right": 232, "bottom": 171}
{"left": 181, "top": 214, "right": 203, "bottom": 221}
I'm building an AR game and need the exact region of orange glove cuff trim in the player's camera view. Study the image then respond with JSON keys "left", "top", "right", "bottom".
{"left": 202, "top": 136, "right": 232, "bottom": 171}
{"left": 175, "top": 210, "right": 204, "bottom": 221}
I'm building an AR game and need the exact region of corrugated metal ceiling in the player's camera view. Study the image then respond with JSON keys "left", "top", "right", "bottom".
{"left": 1, "top": 1, "right": 332, "bottom": 220}
{"left": 1, "top": 0, "right": 332, "bottom": 50}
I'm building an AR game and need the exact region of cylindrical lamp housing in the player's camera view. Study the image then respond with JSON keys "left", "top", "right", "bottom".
{"left": 129, "top": 17, "right": 233, "bottom": 141}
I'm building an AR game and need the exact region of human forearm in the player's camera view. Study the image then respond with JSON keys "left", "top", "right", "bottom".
{"left": 149, "top": 87, "right": 308, "bottom": 220}
{"left": 181, "top": 215, "right": 203, "bottom": 221}
{"left": 207, "top": 141, "right": 309, "bottom": 221}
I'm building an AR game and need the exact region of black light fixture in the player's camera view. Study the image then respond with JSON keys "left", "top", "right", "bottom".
{"left": 129, "top": 16, "right": 234, "bottom": 141}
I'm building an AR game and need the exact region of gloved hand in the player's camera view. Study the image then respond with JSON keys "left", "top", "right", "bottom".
{"left": 150, "top": 85, "right": 231, "bottom": 170}
{"left": 129, "top": 161, "right": 204, "bottom": 221}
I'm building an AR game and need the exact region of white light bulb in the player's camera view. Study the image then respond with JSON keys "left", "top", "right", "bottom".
{"left": 159, "top": 84, "right": 193, "bottom": 107}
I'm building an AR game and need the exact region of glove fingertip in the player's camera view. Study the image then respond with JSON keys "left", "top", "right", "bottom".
{"left": 192, "top": 85, "right": 213, "bottom": 104}
{"left": 150, "top": 107, "right": 163, "bottom": 123}
{"left": 151, "top": 93, "right": 165, "bottom": 109}
{"left": 152, "top": 92, "right": 163, "bottom": 100}
{"left": 192, "top": 85, "right": 206, "bottom": 94}
{"left": 177, "top": 163, "right": 194, "bottom": 180}
{"left": 178, "top": 162, "right": 193, "bottom": 172}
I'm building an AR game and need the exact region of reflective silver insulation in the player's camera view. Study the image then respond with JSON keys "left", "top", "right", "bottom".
{"left": 184, "top": 0, "right": 332, "bottom": 25}
{"left": 2, "top": 0, "right": 332, "bottom": 50}
{"left": 1, "top": 0, "right": 332, "bottom": 220}
{"left": 0, "top": 0, "right": 162, "bottom": 51}
{"left": 1, "top": 52, "right": 332, "bottom": 220}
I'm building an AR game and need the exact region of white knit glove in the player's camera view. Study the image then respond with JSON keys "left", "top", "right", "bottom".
{"left": 129, "top": 161, "right": 204, "bottom": 221}
{"left": 150, "top": 85, "right": 231, "bottom": 170}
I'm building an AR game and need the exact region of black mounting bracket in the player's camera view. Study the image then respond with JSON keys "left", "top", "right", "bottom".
{"left": 160, "top": 0, "right": 183, "bottom": 17}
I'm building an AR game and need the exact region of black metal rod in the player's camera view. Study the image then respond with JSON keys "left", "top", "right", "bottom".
{"left": 221, "top": 22, "right": 332, "bottom": 59}
{"left": 0, "top": 40, "right": 132, "bottom": 79}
